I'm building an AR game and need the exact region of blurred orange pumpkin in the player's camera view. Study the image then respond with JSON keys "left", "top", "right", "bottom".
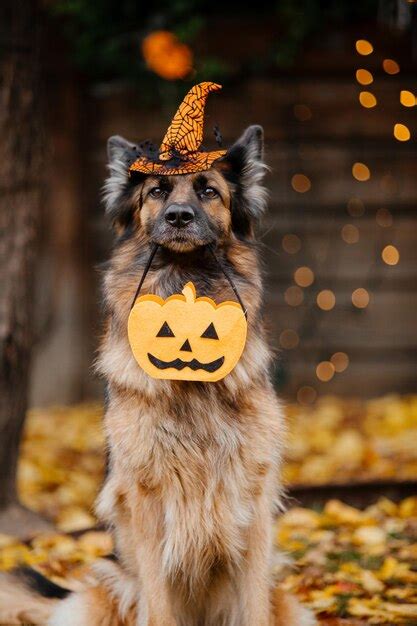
{"left": 142, "top": 30, "right": 193, "bottom": 80}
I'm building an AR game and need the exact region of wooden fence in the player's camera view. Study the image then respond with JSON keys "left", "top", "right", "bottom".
{"left": 29, "top": 30, "right": 417, "bottom": 404}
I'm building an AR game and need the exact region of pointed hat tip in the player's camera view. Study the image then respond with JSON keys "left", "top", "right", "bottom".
{"left": 193, "top": 81, "right": 222, "bottom": 93}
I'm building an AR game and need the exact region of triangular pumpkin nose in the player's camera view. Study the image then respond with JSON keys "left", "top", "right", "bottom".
{"left": 180, "top": 339, "right": 192, "bottom": 352}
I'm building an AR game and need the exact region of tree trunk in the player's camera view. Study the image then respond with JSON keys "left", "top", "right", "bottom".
{"left": 0, "top": 0, "right": 52, "bottom": 535}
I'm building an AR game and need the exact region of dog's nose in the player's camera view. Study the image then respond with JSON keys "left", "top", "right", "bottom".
{"left": 164, "top": 204, "right": 195, "bottom": 228}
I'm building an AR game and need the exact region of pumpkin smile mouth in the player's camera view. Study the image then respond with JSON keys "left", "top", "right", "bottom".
{"left": 148, "top": 353, "right": 225, "bottom": 373}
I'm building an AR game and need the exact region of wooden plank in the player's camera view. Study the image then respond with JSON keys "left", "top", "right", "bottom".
{"left": 264, "top": 146, "right": 417, "bottom": 207}
{"left": 265, "top": 290, "right": 417, "bottom": 343}
{"left": 288, "top": 480, "right": 417, "bottom": 509}
{"left": 274, "top": 357, "right": 417, "bottom": 396}
{"left": 94, "top": 75, "right": 417, "bottom": 144}
{"left": 262, "top": 221, "right": 417, "bottom": 283}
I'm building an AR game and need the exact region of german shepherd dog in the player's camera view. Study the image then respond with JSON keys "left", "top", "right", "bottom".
{"left": 0, "top": 126, "right": 315, "bottom": 625}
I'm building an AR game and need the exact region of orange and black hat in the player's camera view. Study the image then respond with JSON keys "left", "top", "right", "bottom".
{"left": 129, "top": 82, "right": 226, "bottom": 177}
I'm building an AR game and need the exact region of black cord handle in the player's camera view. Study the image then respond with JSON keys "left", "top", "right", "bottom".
{"left": 130, "top": 242, "right": 159, "bottom": 310}
{"left": 129, "top": 242, "right": 247, "bottom": 318}
{"left": 207, "top": 244, "right": 247, "bottom": 318}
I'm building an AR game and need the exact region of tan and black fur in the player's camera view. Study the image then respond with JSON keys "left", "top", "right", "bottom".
{"left": 0, "top": 126, "right": 315, "bottom": 625}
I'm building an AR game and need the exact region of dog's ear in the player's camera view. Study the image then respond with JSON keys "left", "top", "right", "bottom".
{"left": 216, "top": 125, "right": 268, "bottom": 237}
{"left": 103, "top": 135, "right": 144, "bottom": 227}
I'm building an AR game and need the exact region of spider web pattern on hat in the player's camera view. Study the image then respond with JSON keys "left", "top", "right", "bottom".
{"left": 129, "top": 82, "right": 226, "bottom": 176}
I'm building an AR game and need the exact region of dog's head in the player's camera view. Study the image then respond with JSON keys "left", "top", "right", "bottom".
{"left": 104, "top": 126, "right": 267, "bottom": 253}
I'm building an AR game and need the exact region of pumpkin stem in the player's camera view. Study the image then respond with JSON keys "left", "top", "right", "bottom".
{"left": 182, "top": 282, "right": 196, "bottom": 303}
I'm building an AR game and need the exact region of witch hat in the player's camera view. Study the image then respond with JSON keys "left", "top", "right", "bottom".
{"left": 129, "top": 82, "right": 226, "bottom": 176}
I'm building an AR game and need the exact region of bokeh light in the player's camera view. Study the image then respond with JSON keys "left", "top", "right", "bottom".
{"left": 294, "top": 104, "right": 312, "bottom": 121}
{"left": 284, "top": 286, "right": 304, "bottom": 306}
{"left": 142, "top": 31, "right": 193, "bottom": 80}
{"left": 297, "top": 386, "right": 317, "bottom": 405}
{"left": 356, "top": 40, "right": 373, "bottom": 55}
{"left": 294, "top": 266, "right": 315, "bottom": 287}
{"left": 347, "top": 197, "right": 365, "bottom": 217}
{"left": 352, "top": 288, "right": 370, "bottom": 308}
{"left": 382, "top": 244, "right": 400, "bottom": 265}
{"left": 279, "top": 329, "right": 300, "bottom": 350}
{"left": 341, "top": 224, "right": 360, "bottom": 244}
{"left": 376, "top": 208, "right": 393, "bottom": 227}
{"left": 316, "top": 361, "right": 335, "bottom": 382}
{"left": 393, "top": 123, "right": 410, "bottom": 142}
{"left": 356, "top": 69, "right": 373, "bottom": 85}
{"left": 383, "top": 59, "right": 400, "bottom": 74}
{"left": 291, "top": 174, "right": 311, "bottom": 193}
{"left": 400, "top": 90, "right": 416, "bottom": 107}
{"left": 352, "top": 162, "right": 370, "bottom": 181}
{"left": 331, "top": 352, "right": 350, "bottom": 373}
{"left": 317, "top": 290, "right": 336, "bottom": 311}
{"left": 359, "top": 91, "right": 377, "bottom": 108}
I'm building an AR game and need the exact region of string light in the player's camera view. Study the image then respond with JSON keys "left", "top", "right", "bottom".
{"left": 297, "top": 386, "right": 317, "bottom": 405}
{"left": 317, "top": 290, "right": 336, "bottom": 311}
{"left": 347, "top": 197, "right": 365, "bottom": 216}
{"left": 291, "top": 174, "right": 311, "bottom": 193}
{"left": 352, "top": 288, "right": 370, "bottom": 308}
{"left": 376, "top": 208, "right": 393, "bottom": 227}
{"left": 279, "top": 329, "right": 299, "bottom": 349}
{"left": 352, "top": 162, "right": 370, "bottom": 181}
{"left": 383, "top": 59, "right": 400, "bottom": 75}
{"left": 286, "top": 44, "right": 403, "bottom": 400}
{"left": 284, "top": 286, "right": 304, "bottom": 306}
{"left": 294, "top": 104, "right": 312, "bottom": 121}
{"left": 316, "top": 361, "right": 335, "bottom": 382}
{"left": 330, "top": 352, "right": 349, "bottom": 373}
{"left": 356, "top": 40, "right": 373, "bottom": 55}
{"left": 282, "top": 234, "right": 301, "bottom": 254}
{"left": 400, "top": 90, "right": 416, "bottom": 107}
{"left": 382, "top": 244, "right": 400, "bottom": 265}
{"left": 359, "top": 91, "right": 377, "bottom": 108}
{"left": 341, "top": 224, "right": 360, "bottom": 244}
{"left": 294, "top": 266, "right": 315, "bottom": 287}
{"left": 393, "top": 123, "right": 411, "bottom": 141}
{"left": 356, "top": 69, "right": 373, "bottom": 85}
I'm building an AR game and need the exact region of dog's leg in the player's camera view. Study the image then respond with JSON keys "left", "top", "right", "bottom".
{"left": 236, "top": 512, "right": 273, "bottom": 626}
{"left": 98, "top": 478, "right": 177, "bottom": 626}
{"left": 135, "top": 547, "right": 176, "bottom": 626}
{"left": 132, "top": 520, "right": 176, "bottom": 626}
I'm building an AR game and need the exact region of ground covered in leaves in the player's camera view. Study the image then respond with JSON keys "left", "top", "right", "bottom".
{"left": 277, "top": 497, "right": 417, "bottom": 624}
{"left": 0, "top": 396, "right": 415, "bottom": 624}
{"left": 284, "top": 394, "right": 417, "bottom": 487}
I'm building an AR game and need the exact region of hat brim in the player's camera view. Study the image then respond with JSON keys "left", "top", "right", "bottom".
{"left": 129, "top": 150, "right": 227, "bottom": 176}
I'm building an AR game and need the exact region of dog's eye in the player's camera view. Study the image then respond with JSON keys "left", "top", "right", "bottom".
{"left": 200, "top": 187, "right": 218, "bottom": 199}
{"left": 149, "top": 187, "right": 165, "bottom": 199}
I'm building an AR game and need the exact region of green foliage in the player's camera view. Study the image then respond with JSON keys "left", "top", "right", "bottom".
{"left": 50, "top": 0, "right": 207, "bottom": 83}
{"left": 274, "top": 0, "right": 379, "bottom": 67}
{"left": 49, "top": 0, "right": 380, "bottom": 87}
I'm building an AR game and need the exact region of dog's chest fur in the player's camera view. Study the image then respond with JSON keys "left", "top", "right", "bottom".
{"left": 98, "top": 375, "right": 282, "bottom": 588}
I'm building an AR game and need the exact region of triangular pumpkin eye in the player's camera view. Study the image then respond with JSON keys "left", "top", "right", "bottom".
{"left": 201, "top": 322, "right": 219, "bottom": 340}
{"left": 156, "top": 321, "right": 175, "bottom": 337}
